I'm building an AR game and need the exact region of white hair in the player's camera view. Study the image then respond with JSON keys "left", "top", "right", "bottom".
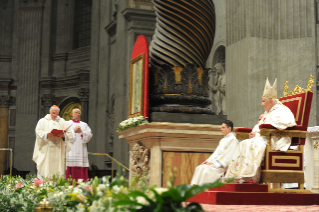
{"left": 50, "top": 107, "right": 60, "bottom": 112}
{"left": 72, "top": 108, "right": 81, "bottom": 113}
{"left": 263, "top": 98, "right": 278, "bottom": 104}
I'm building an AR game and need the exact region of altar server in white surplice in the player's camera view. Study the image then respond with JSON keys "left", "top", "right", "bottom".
{"left": 225, "top": 78, "right": 296, "bottom": 183}
{"left": 66, "top": 108, "right": 93, "bottom": 182}
{"left": 191, "top": 120, "right": 238, "bottom": 185}
{"left": 33, "top": 105, "right": 72, "bottom": 179}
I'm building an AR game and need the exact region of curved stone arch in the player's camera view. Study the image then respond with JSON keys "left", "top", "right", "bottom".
{"left": 59, "top": 97, "right": 81, "bottom": 121}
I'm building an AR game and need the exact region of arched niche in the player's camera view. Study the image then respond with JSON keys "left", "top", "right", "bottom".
{"left": 59, "top": 97, "right": 81, "bottom": 121}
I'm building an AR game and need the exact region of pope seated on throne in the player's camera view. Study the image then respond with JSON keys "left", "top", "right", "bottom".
{"left": 225, "top": 78, "right": 297, "bottom": 183}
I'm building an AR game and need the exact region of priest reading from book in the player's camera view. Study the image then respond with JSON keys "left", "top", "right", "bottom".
{"left": 225, "top": 78, "right": 296, "bottom": 183}
{"left": 33, "top": 105, "right": 72, "bottom": 179}
{"left": 65, "top": 108, "right": 93, "bottom": 182}
{"left": 191, "top": 120, "right": 238, "bottom": 185}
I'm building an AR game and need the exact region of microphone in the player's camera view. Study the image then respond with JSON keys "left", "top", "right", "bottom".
{"left": 55, "top": 118, "right": 66, "bottom": 141}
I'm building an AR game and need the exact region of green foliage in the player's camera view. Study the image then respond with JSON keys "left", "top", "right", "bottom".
{"left": 0, "top": 166, "right": 225, "bottom": 212}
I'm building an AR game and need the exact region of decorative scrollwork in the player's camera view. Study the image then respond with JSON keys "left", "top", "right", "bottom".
{"left": 0, "top": 95, "right": 15, "bottom": 107}
{"left": 150, "top": 63, "right": 210, "bottom": 97}
{"left": 307, "top": 75, "right": 314, "bottom": 92}
{"left": 130, "top": 143, "right": 150, "bottom": 180}
{"left": 282, "top": 75, "right": 314, "bottom": 97}
{"left": 78, "top": 88, "right": 89, "bottom": 101}
{"left": 41, "top": 94, "right": 55, "bottom": 107}
{"left": 282, "top": 81, "right": 289, "bottom": 97}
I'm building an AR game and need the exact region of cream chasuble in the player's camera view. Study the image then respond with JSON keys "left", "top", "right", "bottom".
{"left": 225, "top": 101, "right": 296, "bottom": 183}
{"left": 66, "top": 120, "right": 92, "bottom": 167}
{"left": 33, "top": 115, "right": 72, "bottom": 178}
{"left": 191, "top": 132, "right": 238, "bottom": 185}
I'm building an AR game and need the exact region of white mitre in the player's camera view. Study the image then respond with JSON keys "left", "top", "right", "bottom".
{"left": 262, "top": 78, "right": 277, "bottom": 99}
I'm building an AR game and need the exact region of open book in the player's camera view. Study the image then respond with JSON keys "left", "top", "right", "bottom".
{"left": 50, "top": 123, "right": 73, "bottom": 136}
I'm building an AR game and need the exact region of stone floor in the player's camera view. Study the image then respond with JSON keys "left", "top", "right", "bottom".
{"left": 201, "top": 204, "right": 319, "bottom": 212}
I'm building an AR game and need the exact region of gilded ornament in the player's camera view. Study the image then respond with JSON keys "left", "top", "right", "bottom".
{"left": 283, "top": 75, "right": 314, "bottom": 97}
{"left": 288, "top": 85, "right": 307, "bottom": 96}
{"left": 307, "top": 75, "right": 314, "bottom": 92}
{"left": 283, "top": 81, "right": 289, "bottom": 97}
{"left": 314, "top": 141, "right": 319, "bottom": 150}
{"left": 173, "top": 66, "right": 183, "bottom": 84}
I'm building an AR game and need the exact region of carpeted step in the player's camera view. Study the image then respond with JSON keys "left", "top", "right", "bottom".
{"left": 208, "top": 183, "right": 268, "bottom": 192}
{"left": 188, "top": 190, "right": 319, "bottom": 205}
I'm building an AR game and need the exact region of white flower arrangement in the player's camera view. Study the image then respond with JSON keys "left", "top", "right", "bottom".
{"left": 117, "top": 116, "right": 148, "bottom": 131}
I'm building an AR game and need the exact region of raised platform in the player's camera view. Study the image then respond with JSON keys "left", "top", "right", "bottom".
{"left": 188, "top": 184, "right": 319, "bottom": 205}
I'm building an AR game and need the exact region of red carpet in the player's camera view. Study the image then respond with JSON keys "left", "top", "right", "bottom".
{"left": 188, "top": 183, "right": 319, "bottom": 205}
{"left": 200, "top": 204, "right": 319, "bottom": 212}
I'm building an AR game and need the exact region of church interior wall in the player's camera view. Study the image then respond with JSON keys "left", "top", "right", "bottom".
{"left": 226, "top": 0, "right": 317, "bottom": 129}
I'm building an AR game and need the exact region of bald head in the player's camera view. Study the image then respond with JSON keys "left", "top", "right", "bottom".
{"left": 72, "top": 108, "right": 81, "bottom": 121}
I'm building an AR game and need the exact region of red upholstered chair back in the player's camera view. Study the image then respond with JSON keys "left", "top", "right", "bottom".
{"left": 279, "top": 91, "right": 313, "bottom": 129}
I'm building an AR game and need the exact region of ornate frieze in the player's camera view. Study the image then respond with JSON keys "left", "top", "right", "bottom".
{"left": 0, "top": 95, "right": 15, "bottom": 107}
{"left": 41, "top": 94, "right": 55, "bottom": 107}
{"left": 150, "top": 63, "right": 213, "bottom": 114}
{"left": 130, "top": 143, "right": 150, "bottom": 180}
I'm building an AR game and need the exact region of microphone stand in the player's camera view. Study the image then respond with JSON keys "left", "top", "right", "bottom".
{"left": 56, "top": 118, "right": 67, "bottom": 179}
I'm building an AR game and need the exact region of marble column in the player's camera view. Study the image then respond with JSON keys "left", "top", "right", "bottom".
{"left": 78, "top": 88, "right": 89, "bottom": 123}
{"left": 0, "top": 95, "right": 14, "bottom": 175}
{"left": 14, "top": 0, "right": 44, "bottom": 173}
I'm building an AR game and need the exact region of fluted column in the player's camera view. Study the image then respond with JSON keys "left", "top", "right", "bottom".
{"left": 14, "top": 0, "right": 44, "bottom": 172}
{"left": 0, "top": 95, "right": 14, "bottom": 175}
{"left": 78, "top": 88, "right": 89, "bottom": 123}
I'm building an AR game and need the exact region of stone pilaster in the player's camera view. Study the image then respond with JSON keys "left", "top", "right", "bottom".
{"left": 14, "top": 0, "right": 44, "bottom": 173}
{"left": 78, "top": 88, "right": 89, "bottom": 123}
{"left": 0, "top": 95, "right": 14, "bottom": 175}
{"left": 313, "top": 141, "right": 319, "bottom": 193}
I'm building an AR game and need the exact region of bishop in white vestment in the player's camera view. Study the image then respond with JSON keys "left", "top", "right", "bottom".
{"left": 33, "top": 106, "right": 72, "bottom": 179}
{"left": 225, "top": 78, "right": 296, "bottom": 183}
{"left": 191, "top": 120, "right": 238, "bottom": 185}
{"left": 66, "top": 108, "right": 93, "bottom": 181}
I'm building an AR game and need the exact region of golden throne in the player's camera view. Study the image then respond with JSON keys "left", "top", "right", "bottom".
{"left": 235, "top": 75, "right": 314, "bottom": 192}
